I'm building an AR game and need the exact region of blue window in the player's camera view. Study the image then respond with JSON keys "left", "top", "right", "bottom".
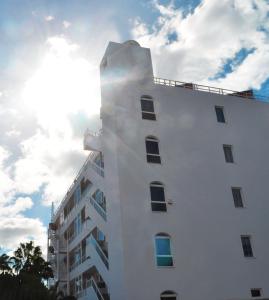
{"left": 155, "top": 234, "right": 173, "bottom": 267}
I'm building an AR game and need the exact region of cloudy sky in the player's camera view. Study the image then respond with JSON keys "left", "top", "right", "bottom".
{"left": 0, "top": 0, "right": 268, "bottom": 254}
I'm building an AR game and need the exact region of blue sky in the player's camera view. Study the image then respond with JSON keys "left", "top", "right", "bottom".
{"left": 0, "top": 0, "right": 268, "bottom": 253}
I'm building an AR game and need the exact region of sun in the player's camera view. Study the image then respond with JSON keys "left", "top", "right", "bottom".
{"left": 22, "top": 37, "right": 101, "bottom": 127}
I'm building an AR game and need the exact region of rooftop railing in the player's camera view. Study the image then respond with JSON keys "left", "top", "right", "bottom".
{"left": 154, "top": 77, "right": 268, "bottom": 101}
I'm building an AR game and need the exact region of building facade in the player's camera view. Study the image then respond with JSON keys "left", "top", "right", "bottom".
{"left": 48, "top": 40, "right": 269, "bottom": 300}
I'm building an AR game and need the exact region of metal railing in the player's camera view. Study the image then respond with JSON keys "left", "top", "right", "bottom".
{"left": 90, "top": 197, "right": 107, "bottom": 221}
{"left": 90, "top": 235, "right": 109, "bottom": 269}
{"left": 154, "top": 77, "right": 268, "bottom": 101}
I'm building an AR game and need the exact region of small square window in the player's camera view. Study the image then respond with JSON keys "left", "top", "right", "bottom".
{"left": 251, "top": 289, "right": 262, "bottom": 298}
{"left": 223, "top": 145, "right": 234, "bottom": 163}
{"left": 241, "top": 235, "right": 254, "bottom": 257}
{"left": 215, "top": 106, "right": 225, "bottom": 123}
{"left": 232, "top": 187, "right": 244, "bottom": 208}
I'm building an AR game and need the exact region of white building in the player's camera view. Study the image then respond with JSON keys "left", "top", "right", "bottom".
{"left": 47, "top": 40, "right": 269, "bottom": 300}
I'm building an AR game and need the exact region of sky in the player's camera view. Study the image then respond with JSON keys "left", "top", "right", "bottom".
{"left": 0, "top": 0, "right": 268, "bottom": 254}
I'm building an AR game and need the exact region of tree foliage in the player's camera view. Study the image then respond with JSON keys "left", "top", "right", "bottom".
{"left": 0, "top": 241, "right": 58, "bottom": 300}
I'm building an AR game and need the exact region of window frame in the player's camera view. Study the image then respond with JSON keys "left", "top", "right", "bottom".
{"left": 215, "top": 106, "right": 226, "bottom": 123}
{"left": 223, "top": 144, "right": 234, "bottom": 163}
{"left": 140, "top": 95, "right": 156, "bottom": 121}
{"left": 150, "top": 181, "right": 167, "bottom": 212}
{"left": 231, "top": 187, "right": 244, "bottom": 208}
{"left": 146, "top": 136, "right": 161, "bottom": 164}
{"left": 154, "top": 233, "right": 174, "bottom": 268}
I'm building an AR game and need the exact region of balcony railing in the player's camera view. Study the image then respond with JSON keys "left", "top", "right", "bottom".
{"left": 86, "top": 277, "right": 106, "bottom": 300}
{"left": 90, "top": 235, "right": 109, "bottom": 269}
{"left": 90, "top": 197, "right": 107, "bottom": 221}
{"left": 154, "top": 77, "right": 268, "bottom": 101}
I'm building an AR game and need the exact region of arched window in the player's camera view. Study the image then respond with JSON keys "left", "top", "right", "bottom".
{"left": 150, "top": 182, "right": 167, "bottom": 212}
{"left": 161, "top": 291, "right": 177, "bottom": 300}
{"left": 140, "top": 95, "right": 156, "bottom": 120}
{"left": 155, "top": 233, "right": 173, "bottom": 267}
{"left": 145, "top": 136, "right": 161, "bottom": 164}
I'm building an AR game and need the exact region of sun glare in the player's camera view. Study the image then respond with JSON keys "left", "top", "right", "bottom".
{"left": 23, "top": 37, "right": 100, "bottom": 126}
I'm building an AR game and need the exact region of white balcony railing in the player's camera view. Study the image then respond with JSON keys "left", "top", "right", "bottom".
{"left": 84, "top": 129, "right": 102, "bottom": 152}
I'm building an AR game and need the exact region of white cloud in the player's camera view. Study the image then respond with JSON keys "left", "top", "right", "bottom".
{"left": 63, "top": 20, "right": 71, "bottom": 29}
{"left": 0, "top": 217, "right": 47, "bottom": 252}
{"left": 0, "top": 197, "right": 33, "bottom": 217}
{"left": 132, "top": 0, "right": 269, "bottom": 91}
{"left": 45, "top": 15, "right": 54, "bottom": 22}
{"left": 0, "top": 20, "right": 120, "bottom": 252}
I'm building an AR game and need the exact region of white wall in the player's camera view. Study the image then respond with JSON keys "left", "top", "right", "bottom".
{"left": 100, "top": 41, "right": 269, "bottom": 300}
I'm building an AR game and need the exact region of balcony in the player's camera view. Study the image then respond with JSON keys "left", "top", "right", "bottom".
{"left": 84, "top": 129, "right": 102, "bottom": 152}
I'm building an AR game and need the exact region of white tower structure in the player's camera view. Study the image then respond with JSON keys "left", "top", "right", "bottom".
{"left": 48, "top": 40, "right": 269, "bottom": 300}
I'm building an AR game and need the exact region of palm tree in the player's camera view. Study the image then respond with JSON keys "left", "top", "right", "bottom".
{"left": 12, "top": 241, "right": 54, "bottom": 281}
{"left": 0, "top": 253, "right": 12, "bottom": 274}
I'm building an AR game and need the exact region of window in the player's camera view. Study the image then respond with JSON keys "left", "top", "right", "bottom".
{"left": 155, "top": 233, "right": 173, "bottom": 267}
{"left": 146, "top": 136, "right": 161, "bottom": 163}
{"left": 223, "top": 144, "right": 234, "bottom": 163}
{"left": 232, "top": 187, "right": 244, "bottom": 208}
{"left": 251, "top": 289, "right": 262, "bottom": 298}
{"left": 161, "top": 291, "right": 177, "bottom": 300}
{"left": 150, "top": 182, "right": 166, "bottom": 212}
{"left": 241, "top": 235, "right": 253, "bottom": 257}
{"left": 215, "top": 106, "right": 225, "bottom": 123}
{"left": 141, "top": 96, "right": 156, "bottom": 120}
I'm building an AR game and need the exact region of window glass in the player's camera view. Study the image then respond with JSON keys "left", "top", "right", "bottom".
{"left": 223, "top": 145, "right": 234, "bottom": 163}
{"left": 215, "top": 106, "right": 225, "bottom": 123}
{"left": 232, "top": 187, "right": 243, "bottom": 207}
{"left": 156, "top": 238, "right": 171, "bottom": 255}
{"left": 241, "top": 236, "right": 253, "bottom": 257}
{"left": 141, "top": 96, "right": 156, "bottom": 120}
{"left": 146, "top": 140, "right": 159, "bottom": 154}
{"left": 251, "top": 289, "right": 261, "bottom": 298}
{"left": 161, "top": 291, "right": 177, "bottom": 300}
{"left": 155, "top": 235, "right": 173, "bottom": 267}
{"left": 141, "top": 99, "right": 154, "bottom": 112}
{"left": 150, "top": 185, "right": 165, "bottom": 202}
{"left": 146, "top": 137, "right": 161, "bottom": 163}
{"left": 150, "top": 183, "right": 167, "bottom": 212}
